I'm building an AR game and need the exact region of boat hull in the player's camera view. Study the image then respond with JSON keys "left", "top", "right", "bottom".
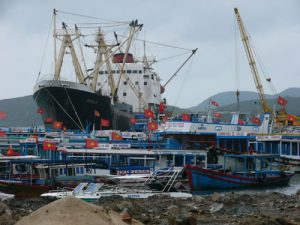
{"left": 185, "top": 165, "right": 294, "bottom": 191}
{"left": 33, "top": 80, "right": 132, "bottom": 131}
{"left": 0, "top": 180, "right": 52, "bottom": 199}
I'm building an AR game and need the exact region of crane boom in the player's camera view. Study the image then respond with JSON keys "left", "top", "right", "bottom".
{"left": 234, "top": 8, "right": 272, "bottom": 113}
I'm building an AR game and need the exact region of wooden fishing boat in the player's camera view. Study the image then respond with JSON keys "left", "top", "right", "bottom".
{"left": 185, "top": 154, "right": 294, "bottom": 191}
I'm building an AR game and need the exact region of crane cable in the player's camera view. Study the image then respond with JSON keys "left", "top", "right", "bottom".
{"left": 250, "top": 38, "right": 279, "bottom": 97}
{"left": 234, "top": 17, "right": 241, "bottom": 111}
{"left": 36, "top": 13, "right": 53, "bottom": 83}
{"left": 170, "top": 54, "right": 196, "bottom": 113}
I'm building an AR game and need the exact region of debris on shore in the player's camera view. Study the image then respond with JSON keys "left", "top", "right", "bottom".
{"left": 1, "top": 191, "right": 300, "bottom": 225}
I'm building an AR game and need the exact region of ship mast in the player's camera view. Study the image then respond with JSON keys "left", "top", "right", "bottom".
{"left": 53, "top": 22, "right": 86, "bottom": 83}
{"left": 53, "top": 9, "right": 57, "bottom": 70}
{"left": 113, "top": 21, "right": 147, "bottom": 106}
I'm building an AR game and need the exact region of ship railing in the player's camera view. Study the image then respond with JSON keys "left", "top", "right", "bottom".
{"left": 37, "top": 74, "right": 72, "bottom": 82}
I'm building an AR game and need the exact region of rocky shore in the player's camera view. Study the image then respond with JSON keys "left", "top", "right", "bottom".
{"left": 1, "top": 191, "right": 300, "bottom": 225}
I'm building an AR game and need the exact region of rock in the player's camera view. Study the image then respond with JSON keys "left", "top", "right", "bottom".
{"left": 138, "top": 213, "right": 150, "bottom": 223}
{"left": 120, "top": 211, "right": 132, "bottom": 224}
{"left": 168, "top": 213, "right": 197, "bottom": 225}
{"left": 193, "top": 195, "right": 205, "bottom": 203}
{"left": 0, "top": 202, "right": 14, "bottom": 225}
{"left": 211, "top": 192, "right": 222, "bottom": 202}
{"left": 209, "top": 203, "right": 224, "bottom": 213}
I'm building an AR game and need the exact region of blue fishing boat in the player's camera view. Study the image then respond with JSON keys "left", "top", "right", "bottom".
{"left": 185, "top": 154, "right": 294, "bottom": 191}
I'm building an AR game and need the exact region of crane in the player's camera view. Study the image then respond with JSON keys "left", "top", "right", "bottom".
{"left": 234, "top": 8, "right": 272, "bottom": 114}
{"left": 234, "top": 8, "right": 300, "bottom": 126}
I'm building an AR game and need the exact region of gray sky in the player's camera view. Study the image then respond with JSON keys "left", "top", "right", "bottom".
{"left": 0, "top": 0, "right": 299, "bottom": 108}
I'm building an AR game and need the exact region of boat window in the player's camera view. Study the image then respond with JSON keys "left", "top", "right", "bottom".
{"left": 135, "top": 81, "right": 139, "bottom": 85}
{"left": 282, "top": 142, "right": 290, "bottom": 155}
{"left": 99, "top": 71, "right": 104, "bottom": 74}
{"left": 127, "top": 70, "right": 132, "bottom": 74}
{"left": 133, "top": 70, "right": 138, "bottom": 73}
{"left": 116, "top": 70, "right": 120, "bottom": 74}
{"left": 85, "top": 183, "right": 98, "bottom": 194}
{"left": 151, "top": 74, "right": 154, "bottom": 79}
{"left": 105, "top": 71, "right": 108, "bottom": 74}
{"left": 123, "top": 92, "right": 127, "bottom": 96}
{"left": 143, "top": 75, "right": 149, "bottom": 79}
{"left": 139, "top": 70, "right": 142, "bottom": 74}
{"left": 112, "top": 70, "right": 115, "bottom": 73}
{"left": 144, "top": 82, "right": 147, "bottom": 86}
{"left": 123, "top": 81, "right": 127, "bottom": 85}
{"left": 292, "top": 143, "right": 297, "bottom": 155}
{"left": 73, "top": 183, "right": 88, "bottom": 195}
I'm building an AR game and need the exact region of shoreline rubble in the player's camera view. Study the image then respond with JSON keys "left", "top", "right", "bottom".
{"left": 0, "top": 191, "right": 300, "bottom": 225}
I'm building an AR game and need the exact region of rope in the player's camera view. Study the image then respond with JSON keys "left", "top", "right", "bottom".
{"left": 36, "top": 13, "right": 53, "bottom": 83}
{"left": 44, "top": 88, "right": 83, "bottom": 130}
{"left": 234, "top": 16, "right": 240, "bottom": 95}
{"left": 116, "top": 34, "right": 193, "bottom": 52}
{"left": 170, "top": 53, "right": 195, "bottom": 111}
{"left": 63, "top": 87, "right": 85, "bottom": 131}
{"left": 56, "top": 10, "right": 130, "bottom": 25}
{"left": 249, "top": 36, "right": 279, "bottom": 97}
{"left": 154, "top": 52, "right": 190, "bottom": 63}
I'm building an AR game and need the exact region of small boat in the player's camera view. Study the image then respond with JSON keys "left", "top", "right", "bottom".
{"left": 0, "top": 155, "right": 53, "bottom": 198}
{"left": 185, "top": 153, "right": 294, "bottom": 191}
{"left": 41, "top": 182, "right": 192, "bottom": 201}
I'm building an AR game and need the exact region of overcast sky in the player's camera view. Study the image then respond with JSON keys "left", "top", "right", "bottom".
{"left": 0, "top": 0, "right": 299, "bottom": 108}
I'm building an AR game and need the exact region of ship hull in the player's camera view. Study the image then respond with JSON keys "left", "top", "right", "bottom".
{"left": 33, "top": 80, "right": 132, "bottom": 131}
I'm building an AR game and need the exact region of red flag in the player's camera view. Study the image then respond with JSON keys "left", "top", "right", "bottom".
{"left": 37, "top": 107, "right": 45, "bottom": 114}
{"left": 251, "top": 117, "right": 261, "bottom": 125}
{"left": 53, "top": 121, "right": 63, "bottom": 129}
{"left": 112, "top": 132, "right": 123, "bottom": 141}
{"left": 159, "top": 102, "right": 165, "bottom": 113}
{"left": 210, "top": 100, "right": 219, "bottom": 107}
{"left": 182, "top": 113, "right": 190, "bottom": 121}
{"left": 238, "top": 119, "right": 245, "bottom": 125}
{"left": 213, "top": 112, "right": 222, "bottom": 118}
{"left": 161, "top": 116, "right": 169, "bottom": 122}
{"left": 44, "top": 117, "right": 53, "bottom": 124}
{"left": 6, "top": 146, "right": 20, "bottom": 156}
{"left": 277, "top": 96, "right": 287, "bottom": 106}
{"left": 148, "top": 121, "right": 158, "bottom": 130}
{"left": 94, "top": 110, "right": 100, "bottom": 117}
{"left": 144, "top": 108, "right": 154, "bottom": 119}
{"left": 0, "top": 112, "right": 7, "bottom": 120}
{"left": 43, "top": 141, "right": 57, "bottom": 151}
{"left": 287, "top": 114, "right": 296, "bottom": 122}
{"left": 0, "top": 131, "right": 7, "bottom": 137}
{"left": 130, "top": 118, "right": 137, "bottom": 124}
{"left": 101, "top": 119, "right": 110, "bottom": 127}
{"left": 85, "top": 139, "right": 99, "bottom": 149}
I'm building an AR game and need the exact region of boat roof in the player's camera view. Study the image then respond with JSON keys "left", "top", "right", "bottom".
{"left": 224, "top": 154, "right": 280, "bottom": 159}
